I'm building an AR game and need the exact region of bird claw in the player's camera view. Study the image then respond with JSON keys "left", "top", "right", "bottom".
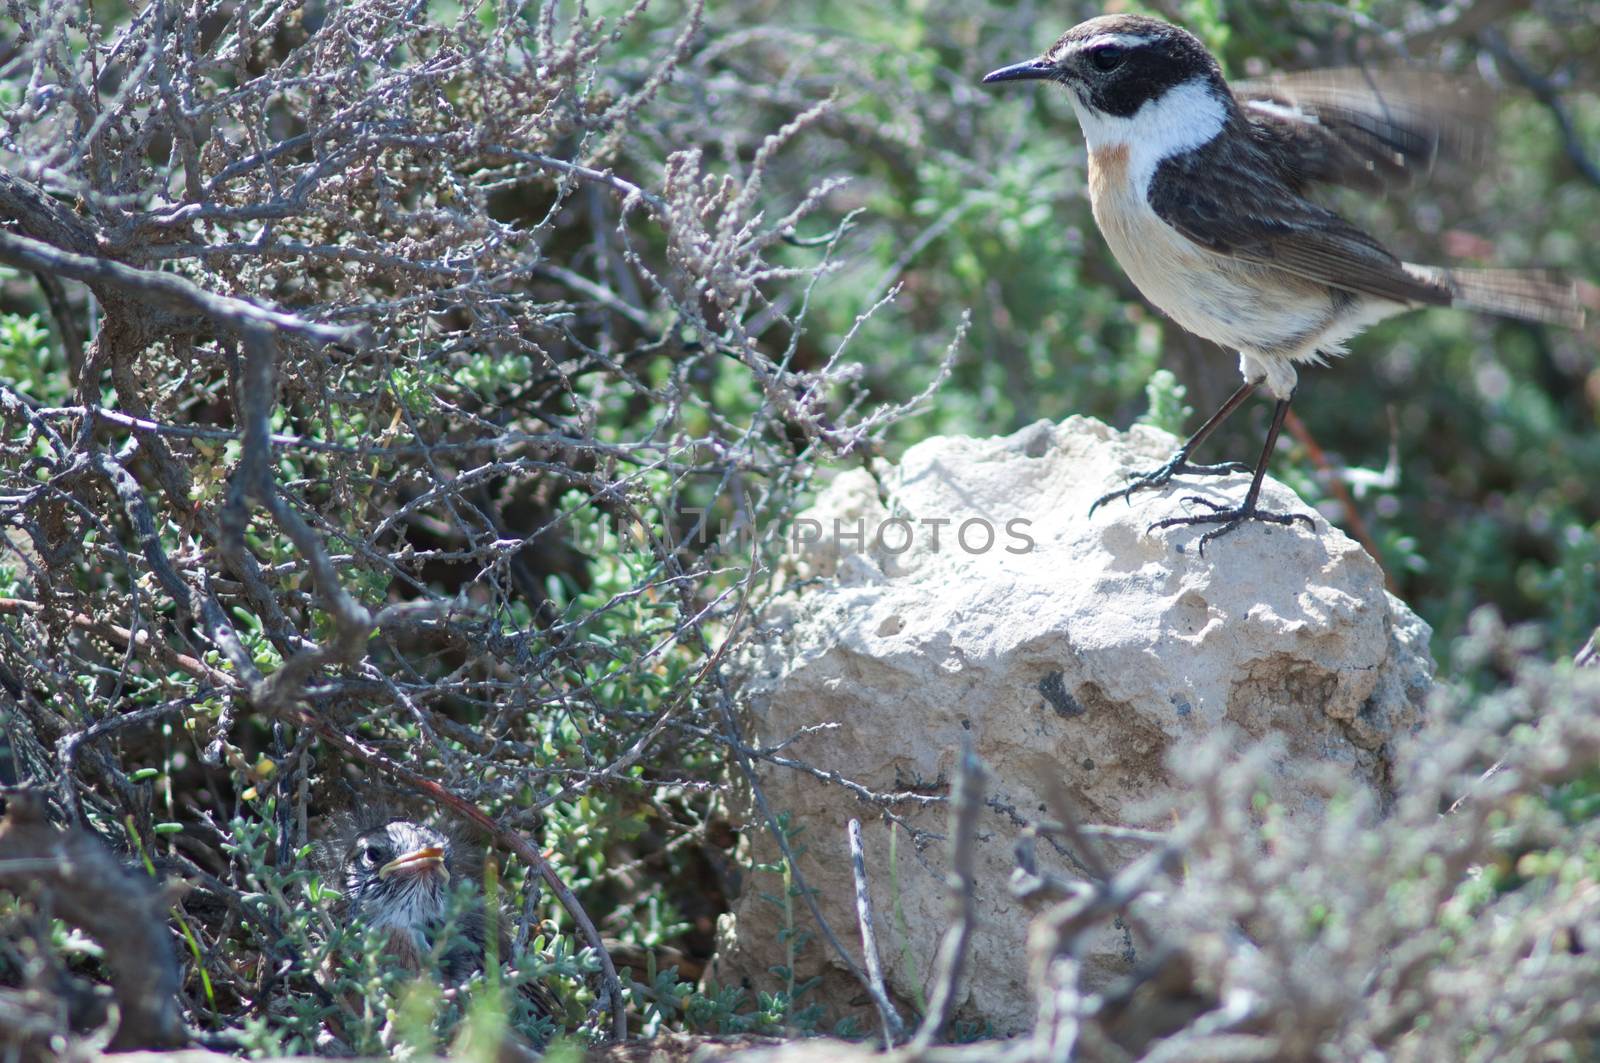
{"left": 1088, "top": 456, "right": 1247, "bottom": 515}
{"left": 1147, "top": 503, "right": 1316, "bottom": 556}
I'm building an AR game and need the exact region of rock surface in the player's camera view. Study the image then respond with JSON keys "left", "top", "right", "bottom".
{"left": 711, "top": 416, "right": 1434, "bottom": 1035}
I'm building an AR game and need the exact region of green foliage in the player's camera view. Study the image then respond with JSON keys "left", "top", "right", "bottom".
{"left": 0, "top": 313, "right": 59, "bottom": 401}
{"left": 1137, "top": 369, "right": 1194, "bottom": 437}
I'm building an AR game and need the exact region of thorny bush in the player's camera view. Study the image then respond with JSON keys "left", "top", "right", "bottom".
{"left": 0, "top": 0, "right": 952, "bottom": 1052}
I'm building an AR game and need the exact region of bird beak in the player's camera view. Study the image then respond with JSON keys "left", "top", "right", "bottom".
{"left": 378, "top": 845, "right": 449, "bottom": 881}
{"left": 982, "top": 56, "right": 1056, "bottom": 85}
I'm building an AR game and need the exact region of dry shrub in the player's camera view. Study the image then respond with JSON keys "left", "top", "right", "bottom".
{"left": 1023, "top": 612, "right": 1600, "bottom": 1062}
{"left": 0, "top": 0, "right": 949, "bottom": 1050}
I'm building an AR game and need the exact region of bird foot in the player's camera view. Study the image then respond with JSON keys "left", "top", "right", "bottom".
{"left": 1089, "top": 455, "right": 1252, "bottom": 515}
{"left": 1147, "top": 495, "right": 1315, "bottom": 556}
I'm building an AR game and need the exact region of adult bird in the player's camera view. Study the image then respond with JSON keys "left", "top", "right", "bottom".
{"left": 983, "top": 15, "right": 1584, "bottom": 552}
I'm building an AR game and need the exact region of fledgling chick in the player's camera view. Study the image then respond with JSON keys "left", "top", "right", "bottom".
{"left": 327, "top": 816, "right": 562, "bottom": 1036}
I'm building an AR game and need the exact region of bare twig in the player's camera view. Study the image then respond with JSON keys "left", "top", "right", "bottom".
{"left": 909, "top": 743, "right": 986, "bottom": 1053}
{"left": 847, "top": 818, "right": 906, "bottom": 1046}
{"left": 0, "top": 230, "right": 358, "bottom": 345}
{"left": 1480, "top": 29, "right": 1600, "bottom": 188}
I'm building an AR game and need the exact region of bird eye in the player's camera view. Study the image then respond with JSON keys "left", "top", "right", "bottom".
{"left": 362, "top": 845, "right": 383, "bottom": 864}
{"left": 1090, "top": 45, "right": 1125, "bottom": 72}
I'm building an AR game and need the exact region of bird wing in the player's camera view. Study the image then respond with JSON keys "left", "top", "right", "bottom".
{"left": 1232, "top": 68, "right": 1490, "bottom": 194}
{"left": 1147, "top": 142, "right": 1452, "bottom": 307}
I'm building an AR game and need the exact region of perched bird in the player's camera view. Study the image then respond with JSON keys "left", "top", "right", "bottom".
{"left": 983, "top": 15, "right": 1584, "bottom": 551}
{"left": 329, "top": 816, "right": 562, "bottom": 1029}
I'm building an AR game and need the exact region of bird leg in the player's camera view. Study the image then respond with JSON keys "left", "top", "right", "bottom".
{"left": 1147, "top": 393, "right": 1315, "bottom": 554}
{"left": 1089, "top": 379, "right": 1257, "bottom": 515}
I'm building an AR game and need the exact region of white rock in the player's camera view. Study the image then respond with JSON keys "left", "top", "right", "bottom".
{"left": 711, "top": 416, "right": 1433, "bottom": 1035}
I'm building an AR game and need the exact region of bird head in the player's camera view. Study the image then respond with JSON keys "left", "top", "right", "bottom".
{"left": 320, "top": 812, "right": 563, "bottom": 1028}
{"left": 982, "top": 15, "right": 1230, "bottom": 138}
{"left": 336, "top": 818, "right": 457, "bottom": 935}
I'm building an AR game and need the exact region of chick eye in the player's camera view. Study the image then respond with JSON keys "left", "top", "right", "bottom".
{"left": 362, "top": 845, "right": 383, "bottom": 865}
{"left": 1090, "top": 45, "right": 1126, "bottom": 72}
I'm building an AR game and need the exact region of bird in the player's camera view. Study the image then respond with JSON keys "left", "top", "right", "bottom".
{"left": 327, "top": 816, "right": 563, "bottom": 1036}
{"left": 982, "top": 14, "right": 1585, "bottom": 552}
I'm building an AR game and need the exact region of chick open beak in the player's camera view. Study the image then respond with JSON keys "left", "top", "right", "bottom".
{"left": 981, "top": 57, "right": 1056, "bottom": 84}
{"left": 377, "top": 845, "right": 449, "bottom": 881}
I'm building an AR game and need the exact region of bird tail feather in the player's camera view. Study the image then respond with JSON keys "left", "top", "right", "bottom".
{"left": 1404, "top": 264, "right": 1586, "bottom": 328}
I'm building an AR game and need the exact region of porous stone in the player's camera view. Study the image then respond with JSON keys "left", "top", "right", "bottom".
{"left": 710, "top": 416, "right": 1434, "bottom": 1035}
